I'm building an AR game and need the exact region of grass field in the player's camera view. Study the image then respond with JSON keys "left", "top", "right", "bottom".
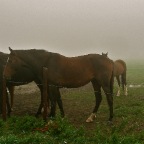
{"left": 0, "top": 60, "right": 144, "bottom": 144}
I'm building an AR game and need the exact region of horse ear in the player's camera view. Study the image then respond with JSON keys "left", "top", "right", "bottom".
{"left": 9, "top": 47, "right": 16, "bottom": 55}
{"left": 106, "top": 52, "right": 108, "bottom": 55}
{"left": 9, "top": 47, "right": 13, "bottom": 52}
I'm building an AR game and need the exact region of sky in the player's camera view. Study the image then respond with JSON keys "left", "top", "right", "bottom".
{"left": 0, "top": 0, "right": 144, "bottom": 60}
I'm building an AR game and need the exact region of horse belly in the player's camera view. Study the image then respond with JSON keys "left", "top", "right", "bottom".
{"left": 48, "top": 68, "right": 94, "bottom": 88}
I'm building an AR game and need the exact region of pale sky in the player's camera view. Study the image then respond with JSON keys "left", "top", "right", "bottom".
{"left": 0, "top": 0, "right": 144, "bottom": 60}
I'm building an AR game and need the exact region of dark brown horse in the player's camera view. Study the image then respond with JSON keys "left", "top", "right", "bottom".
{"left": 102, "top": 52, "right": 128, "bottom": 96}
{"left": 4, "top": 48, "right": 114, "bottom": 122}
{"left": 0, "top": 52, "right": 13, "bottom": 115}
{"left": 0, "top": 51, "right": 64, "bottom": 117}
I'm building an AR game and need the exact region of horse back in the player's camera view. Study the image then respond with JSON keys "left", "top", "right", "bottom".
{"left": 46, "top": 54, "right": 94, "bottom": 86}
{"left": 48, "top": 53, "right": 113, "bottom": 76}
{"left": 46, "top": 53, "right": 114, "bottom": 87}
{"left": 114, "top": 59, "right": 126, "bottom": 76}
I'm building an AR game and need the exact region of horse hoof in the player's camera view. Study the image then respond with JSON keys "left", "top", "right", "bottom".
{"left": 86, "top": 118, "right": 93, "bottom": 123}
{"left": 86, "top": 113, "right": 96, "bottom": 123}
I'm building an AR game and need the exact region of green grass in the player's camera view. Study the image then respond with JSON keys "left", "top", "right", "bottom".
{"left": 126, "top": 59, "right": 144, "bottom": 84}
{"left": 0, "top": 114, "right": 143, "bottom": 144}
{"left": 0, "top": 60, "right": 144, "bottom": 144}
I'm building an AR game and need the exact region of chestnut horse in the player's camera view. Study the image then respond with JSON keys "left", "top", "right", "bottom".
{"left": 0, "top": 51, "right": 64, "bottom": 117}
{"left": 4, "top": 48, "right": 114, "bottom": 123}
{"left": 102, "top": 52, "right": 128, "bottom": 96}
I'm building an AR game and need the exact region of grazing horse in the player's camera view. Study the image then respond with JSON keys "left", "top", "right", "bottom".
{"left": 102, "top": 52, "right": 128, "bottom": 96}
{"left": 4, "top": 48, "right": 114, "bottom": 123}
{"left": 0, "top": 51, "right": 64, "bottom": 117}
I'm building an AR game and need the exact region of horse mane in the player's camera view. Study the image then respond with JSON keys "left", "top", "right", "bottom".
{"left": 14, "top": 49, "right": 103, "bottom": 60}
{"left": 13, "top": 49, "right": 50, "bottom": 65}
{"left": 12, "top": 49, "right": 111, "bottom": 68}
{"left": 14, "top": 49, "right": 47, "bottom": 57}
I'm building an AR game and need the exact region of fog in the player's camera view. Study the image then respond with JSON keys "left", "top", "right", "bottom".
{"left": 0, "top": 0, "right": 144, "bottom": 60}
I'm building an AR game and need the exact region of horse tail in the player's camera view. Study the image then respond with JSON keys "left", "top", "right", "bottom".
{"left": 110, "top": 61, "right": 114, "bottom": 95}
{"left": 121, "top": 61, "right": 127, "bottom": 90}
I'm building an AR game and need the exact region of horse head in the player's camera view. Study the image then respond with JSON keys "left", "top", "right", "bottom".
{"left": 3, "top": 47, "right": 32, "bottom": 80}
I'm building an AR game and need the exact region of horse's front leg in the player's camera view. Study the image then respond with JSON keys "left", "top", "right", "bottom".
{"left": 48, "top": 99, "right": 56, "bottom": 117}
{"left": 116, "top": 76, "right": 121, "bottom": 96}
{"left": 35, "top": 86, "right": 57, "bottom": 118}
{"left": 124, "top": 85, "right": 128, "bottom": 96}
{"left": 116, "top": 86, "right": 120, "bottom": 96}
{"left": 35, "top": 83, "right": 49, "bottom": 117}
{"left": 86, "top": 81, "right": 101, "bottom": 123}
{"left": 48, "top": 86, "right": 58, "bottom": 117}
{"left": 35, "top": 91, "right": 50, "bottom": 117}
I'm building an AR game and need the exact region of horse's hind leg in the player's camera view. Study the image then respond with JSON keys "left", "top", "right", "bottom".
{"left": 86, "top": 80, "right": 102, "bottom": 123}
{"left": 102, "top": 85, "right": 113, "bottom": 122}
{"left": 56, "top": 89, "right": 65, "bottom": 117}
{"left": 35, "top": 84, "right": 43, "bottom": 117}
{"left": 122, "top": 72, "right": 128, "bottom": 96}
{"left": 116, "top": 76, "right": 120, "bottom": 96}
{"left": 49, "top": 87, "right": 64, "bottom": 118}
{"left": 124, "top": 85, "right": 128, "bottom": 96}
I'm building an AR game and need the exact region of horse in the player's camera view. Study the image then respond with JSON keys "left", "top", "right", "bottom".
{"left": 4, "top": 47, "right": 114, "bottom": 123}
{"left": 0, "top": 52, "right": 13, "bottom": 115}
{"left": 0, "top": 51, "right": 64, "bottom": 117}
{"left": 102, "top": 52, "right": 128, "bottom": 96}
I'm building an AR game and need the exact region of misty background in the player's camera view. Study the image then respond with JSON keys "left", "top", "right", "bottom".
{"left": 0, "top": 0, "right": 144, "bottom": 60}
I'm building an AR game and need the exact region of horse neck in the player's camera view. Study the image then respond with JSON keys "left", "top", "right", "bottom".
{"left": 18, "top": 50, "right": 51, "bottom": 80}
